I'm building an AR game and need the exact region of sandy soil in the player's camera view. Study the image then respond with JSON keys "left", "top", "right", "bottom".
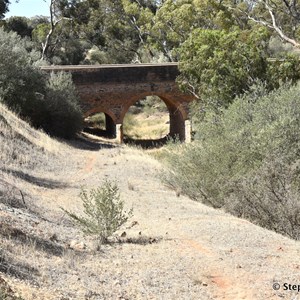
{"left": 1, "top": 135, "right": 300, "bottom": 300}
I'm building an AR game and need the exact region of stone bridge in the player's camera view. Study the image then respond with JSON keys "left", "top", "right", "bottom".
{"left": 41, "top": 63, "right": 195, "bottom": 143}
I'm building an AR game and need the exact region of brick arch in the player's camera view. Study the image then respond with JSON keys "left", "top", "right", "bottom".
{"left": 120, "top": 93, "right": 188, "bottom": 141}
{"left": 84, "top": 109, "right": 117, "bottom": 138}
{"left": 41, "top": 63, "right": 196, "bottom": 143}
{"left": 160, "top": 95, "right": 188, "bottom": 141}
{"left": 119, "top": 93, "right": 186, "bottom": 120}
{"left": 84, "top": 107, "right": 117, "bottom": 123}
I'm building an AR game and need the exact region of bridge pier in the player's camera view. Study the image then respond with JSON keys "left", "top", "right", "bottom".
{"left": 116, "top": 124, "right": 123, "bottom": 144}
{"left": 105, "top": 114, "right": 116, "bottom": 138}
{"left": 169, "top": 108, "right": 186, "bottom": 142}
{"left": 185, "top": 120, "right": 191, "bottom": 143}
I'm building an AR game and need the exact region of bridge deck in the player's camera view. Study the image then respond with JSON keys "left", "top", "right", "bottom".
{"left": 41, "top": 63, "right": 180, "bottom": 84}
{"left": 41, "top": 63, "right": 179, "bottom": 71}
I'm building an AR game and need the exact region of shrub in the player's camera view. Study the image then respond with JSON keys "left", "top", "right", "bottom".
{"left": 0, "top": 28, "right": 45, "bottom": 116}
{"left": 267, "top": 54, "right": 300, "bottom": 90}
{"left": 225, "top": 156, "right": 300, "bottom": 239}
{"left": 63, "top": 180, "right": 133, "bottom": 246}
{"left": 164, "top": 82, "right": 300, "bottom": 239}
{"left": 38, "top": 72, "right": 83, "bottom": 139}
{"left": 85, "top": 113, "right": 106, "bottom": 129}
{"left": 0, "top": 28, "right": 82, "bottom": 139}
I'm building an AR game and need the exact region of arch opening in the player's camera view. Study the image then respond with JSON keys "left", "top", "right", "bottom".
{"left": 122, "top": 95, "right": 184, "bottom": 148}
{"left": 84, "top": 112, "right": 116, "bottom": 138}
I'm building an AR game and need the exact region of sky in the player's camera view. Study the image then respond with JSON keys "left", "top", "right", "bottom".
{"left": 5, "top": 0, "right": 51, "bottom": 18}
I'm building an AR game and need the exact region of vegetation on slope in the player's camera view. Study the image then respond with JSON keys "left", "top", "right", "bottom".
{"left": 163, "top": 82, "right": 300, "bottom": 239}
{"left": 0, "top": 101, "right": 63, "bottom": 209}
{"left": 0, "top": 28, "right": 82, "bottom": 139}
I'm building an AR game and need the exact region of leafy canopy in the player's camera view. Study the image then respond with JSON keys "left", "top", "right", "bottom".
{"left": 0, "top": 0, "right": 9, "bottom": 19}
{"left": 178, "top": 27, "right": 269, "bottom": 109}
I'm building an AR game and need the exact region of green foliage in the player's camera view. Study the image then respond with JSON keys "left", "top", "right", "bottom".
{"left": 150, "top": 0, "right": 236, "bottom": 61}
{"left": 0, "top": 28, "right": 45, "bottom": 115}
{"left": 67, "top": 0, "right": 156, "bottom": 64}
{"left": 3, "top": 0, "right": 300, "bottom": 66}
{"left": 63, "top": 180, "right": 133, "bottom": 245}
{"left": 0, "top": 0, "right": 9, "bottom": 20}
{"left": 4, "top": 16, "right": 33, "bottom": 38}
{"left": 267, "top": 55, "right": 300, "bottom": 90}
{"left": 242, "top": 0, "right": 300, "bottom": 47}
{"left": 164, "top": 82, "right": 300, "bottom": 239}
{"left": 31, "top": 22, "right": 49, "bottom": 46}
{"left": 31, "top": 15, "right": 87, "bottom": 64}
{"left": 178, "top": 27, "right": 269, "bottom": 110}
{"left": 39, "top": 72, "right": 83, "bottom": 139}
{"left": 0, "top": 29, "right": 82, "bottom": 139}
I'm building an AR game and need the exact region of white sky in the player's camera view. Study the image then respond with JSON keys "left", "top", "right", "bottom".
{"left": 5, "top": 0, "right": 51, "bottom": 18}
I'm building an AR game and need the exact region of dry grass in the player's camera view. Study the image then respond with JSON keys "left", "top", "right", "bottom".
{"left": 123, "top": 112, "right": 169, "bottom": 139}
{"left": 0, "top": 103, "right": 67, "bottom": 180}
{"left": 0, "top": 102, "right": 74, "bottom": 216}
{"left": 0, "top": 103, "right": 61, "bottom": 155}
{"left": 1, "top": 103, "right": 300, "bottom": 300}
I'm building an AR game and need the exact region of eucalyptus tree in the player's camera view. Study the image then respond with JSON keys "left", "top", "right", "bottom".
{"left": 0, "top": 0, "right": 10, "bottom": 19}
{"left": 235, "top": 0, "right": 300, "bottom": 48}
{"left": 28, "top": 0, "right": 87, "bottom": 64}
{"left": 69, "top": 0, "right": 157, "bottom": 63}
{"left": 150, "top": 0, "right": 239, "bottom": 61}
{"left": 39, "top": 0, "right": 73, "bottom": 60}
{"left": 178, "top": 27, "right": 270, "bottom": 110}
{"left": 4, "top": 16, "right": 33, "bottom": 37}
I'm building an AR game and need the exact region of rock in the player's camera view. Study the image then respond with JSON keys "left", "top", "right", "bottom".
{"left": 69, "top": 240, "right": 86, "bottom": 250}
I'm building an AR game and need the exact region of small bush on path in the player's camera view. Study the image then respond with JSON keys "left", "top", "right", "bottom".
{"left": 62, "top": 180, "right": 133, "bottom": 247}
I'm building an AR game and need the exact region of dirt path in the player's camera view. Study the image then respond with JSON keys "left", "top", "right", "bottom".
{"left": 2, "top": 139, "right": 300, "bottom": 300}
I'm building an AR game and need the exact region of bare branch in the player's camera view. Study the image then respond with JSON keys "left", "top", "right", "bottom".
{"left": 264, "top": 0, "right": 300, "bottom": 47}
{"left": 232, "top": 1, "right": 300, "bottom": 49}
{"left": 41, "top": 0, "right": 72, "bottom": 60}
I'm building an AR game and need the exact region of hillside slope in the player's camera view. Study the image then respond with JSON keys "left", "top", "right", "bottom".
{"left": 0, "top": 104, "right": 299, "bottom": 300}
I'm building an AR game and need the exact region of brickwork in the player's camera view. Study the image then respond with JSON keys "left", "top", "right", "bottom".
{"left": 41, "top": 64, "right": 195, "bottom": 141}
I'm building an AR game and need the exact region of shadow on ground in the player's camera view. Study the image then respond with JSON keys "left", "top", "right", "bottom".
{"left": 83, "top": 127, "right": 115, "bottom": 139}
{"left": 123, "top": 136, "right": 169, "bottom": 149}
{"left": 69, "top": 129, "right": 172, "bottom": 150}
{"left": 66, "top": 133, "right": 116, "bottom": 151}
{"left": 113, "top": 236, "right": 163, "bottom": 245}
{"left": 0, "top": 169, "right": 68, "bottom": 189}
{"left": 0, "top": 223, "right": 65, "bottom": 257}
{"left": 0, "top": 248, "right": 39, "bottom": 282}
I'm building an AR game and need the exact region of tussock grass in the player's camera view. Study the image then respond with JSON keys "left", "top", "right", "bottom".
{"left": 0, "top": 102, "right": 61, "bottom": 157}
{"left": 0, "top": 102, "right": 70, "bottom": 208}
